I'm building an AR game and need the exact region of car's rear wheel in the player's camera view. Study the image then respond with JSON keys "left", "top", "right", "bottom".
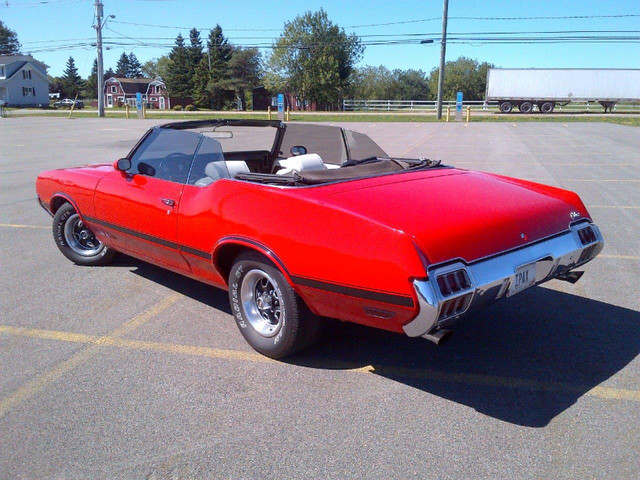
{"left": 228, "top": 251, "right": 323, "bottom": 358}
{"left": 53, "top": 203, "right": 115, "bottom": 266}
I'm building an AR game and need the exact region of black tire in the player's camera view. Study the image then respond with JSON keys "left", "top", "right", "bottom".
{"left": 499, "top": 101, "right": 513, "bottom": 113}
{"left": 52, "top": 203, "right": 115, "bottom": 266}
{"left": 540, "top": 102, "right": 555, "bottom": 114}
{"left": 518, "top": 102, "right": 534, "bottom": 114}
{"left": 228, "top": 251, "right": 323, "bottom": 358}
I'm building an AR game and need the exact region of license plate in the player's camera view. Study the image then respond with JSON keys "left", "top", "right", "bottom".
{"left": 507, "top": 263, "right": 537, "bottom": 297}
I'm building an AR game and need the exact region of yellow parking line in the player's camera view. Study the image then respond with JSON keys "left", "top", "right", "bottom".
{"left": 0, "top": 293, "right": 182, "bottom": 419}
{"left": 0, "top": 223, "right": 48, "bottom": 229}
{"left": 1, "top": 321, "right": 639, "bottom": 403}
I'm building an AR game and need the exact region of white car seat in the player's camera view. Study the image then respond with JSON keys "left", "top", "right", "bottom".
{"left": 194, "top": 160, "right": 250, "bottom": 186}
{"left": 275, "top": 153, "right": 326, "bottom": 175}
{"left": 226, "top": 160, "right": 250, "bottom": 178}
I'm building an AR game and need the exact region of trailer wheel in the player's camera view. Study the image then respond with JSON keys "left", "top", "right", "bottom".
{"left": 540, "top": 102, "right": 555, "bottom": 114}
{"left": 518, "top": 102, "right": 534, "bottom": 114}
{"left": 499, "top": 102, "right": 513, "bottom": 114}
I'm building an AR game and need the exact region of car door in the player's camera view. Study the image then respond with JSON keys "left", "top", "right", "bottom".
{"left": 93, "top": 128, "right": 202, "bottom": 271}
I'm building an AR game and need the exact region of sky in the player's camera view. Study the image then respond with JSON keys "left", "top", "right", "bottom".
{"left": 1, "top": 0, "right": 639, "bottom": 78}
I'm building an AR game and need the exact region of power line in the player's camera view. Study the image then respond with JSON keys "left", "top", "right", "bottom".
{"left": 109, "top": 13, "right": 640, "bottom": 33}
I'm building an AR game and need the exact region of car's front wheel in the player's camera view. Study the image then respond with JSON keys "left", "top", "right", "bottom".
{"left": 228, "top": 252, "right": 323, "bottom": 358}
{"left": 52, "top": 203, "right": 115, "bottom": 266}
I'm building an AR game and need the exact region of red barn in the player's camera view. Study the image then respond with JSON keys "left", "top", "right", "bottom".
{"left": 104, "top": 77, "right": 170, "bottom": 109}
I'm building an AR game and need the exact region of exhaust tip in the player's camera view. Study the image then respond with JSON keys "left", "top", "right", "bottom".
{"left": 422, "top": 328, "right": 452, "bottom": 345}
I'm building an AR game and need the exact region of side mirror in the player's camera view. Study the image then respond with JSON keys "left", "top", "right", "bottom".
{"left": 290, "top": 145, "right": 307, "bottom": 156}
{"left": 115, "top": 158, "right": 131, "bottom": 171}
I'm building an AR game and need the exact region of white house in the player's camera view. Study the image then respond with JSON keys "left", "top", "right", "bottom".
{"left": 0, "top": 54, "right": 50, "bottom": 107}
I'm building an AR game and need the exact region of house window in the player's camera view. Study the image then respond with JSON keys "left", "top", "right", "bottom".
{"left": 156, "top": 85, "right": 162, "bottom": 93}
{"left": 22, "top": 87, "right": 34, "bottom": 96}
{"left": 110, "top": 86, "right": 117, "bottom": 93}
{"left": 151, "top": 97, "right": 157, "bottom": 102}
{"left": 22, "top": 70, "right": 32, "bottom": 79}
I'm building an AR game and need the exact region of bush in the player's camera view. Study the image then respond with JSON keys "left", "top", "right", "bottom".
{"left": 184, "top": 104, "right": 197, "bottom": 111}
{"left": 173, "top": 105, "right": 183, "bottom": 111}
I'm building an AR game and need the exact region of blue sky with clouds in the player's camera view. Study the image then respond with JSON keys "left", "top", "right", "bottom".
{"left": 1, "top": 0, "right": 638, "bottom": 77}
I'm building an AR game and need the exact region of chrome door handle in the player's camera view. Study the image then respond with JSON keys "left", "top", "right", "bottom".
{"left": 161, "top": 198, "right": 175, "bottom": 207}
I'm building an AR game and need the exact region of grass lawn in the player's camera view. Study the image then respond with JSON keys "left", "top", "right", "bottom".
{"left": 5, "top": 109, "right": 640, "bottom": 126}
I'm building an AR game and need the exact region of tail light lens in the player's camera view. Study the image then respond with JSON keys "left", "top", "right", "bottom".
{"left": 436, "top": 269, "right": 471, "bottom": 297}
{"left": 577, "top": 226, "right": 597, "bottom": 245}
{"left": 438, "top": 292, "right": 473, "bottom": 320}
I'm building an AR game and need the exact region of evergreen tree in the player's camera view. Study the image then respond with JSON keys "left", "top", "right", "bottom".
{"left": 127, "top": 52, "right": 143, "bottom": 78}
{"left": 0, "top": 21, "right": 21, "bottom": 55}
{"left": 115, "top": 52, "right": 130, "bottom": 77}
{"left": 103, "top": 67, "right": 115, "bottom": 80}
{"left": 187, "top": 28, "right": 204, "bottom": 76}
{"left": 193, "top": 25, "right": 233, "bottom": 109}
{"left": 84, "top": 58, "right": 98, "bottom": 99}
{"left": 61, "top": 57, "right": 85, "bottom": 98}
{"left": 165, "top": 34, "right": 192, "bottom": 98}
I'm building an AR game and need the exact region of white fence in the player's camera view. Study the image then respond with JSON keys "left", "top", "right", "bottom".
{"left": 342, "top": 99, "right": 640, "bottom": 112}
{"left": 343, "top": 100, "right": 488, "bottom": 111}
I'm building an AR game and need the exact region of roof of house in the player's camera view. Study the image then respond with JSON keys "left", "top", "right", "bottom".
{"left": 0, "top": 54, "right": 49, "bottom": 68}
{"left": 106, "top": 77, "right": 164, "bottom": 95}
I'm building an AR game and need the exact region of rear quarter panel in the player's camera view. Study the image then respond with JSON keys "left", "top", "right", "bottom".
{"left": 178, "top": 180, "right": 427, "bottom": 331}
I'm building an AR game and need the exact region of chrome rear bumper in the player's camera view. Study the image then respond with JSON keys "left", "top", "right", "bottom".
{"left": 403, "top": 222, "right": 604, "bottom": 339}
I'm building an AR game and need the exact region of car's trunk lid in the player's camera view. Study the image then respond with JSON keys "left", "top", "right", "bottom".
{"left": 322, "top": 169, "right": 579, "bottom": 265}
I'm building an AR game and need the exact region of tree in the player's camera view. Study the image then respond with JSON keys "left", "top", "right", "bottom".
{"left": 221, "top": 47, "right": 262, "bottom": 110}
{"left": 127, "top": 52, "right": 142, "bottom": 78}
{"left": 193, "top": 25, "right": 233, "bottom": 108}
{"left": 268, "top": 9, "right": 363, "bottom": 110}
{"left": 84, "top": 59, "right": 98, "bottom": 99}
{"left": 393, "top": 69, "right": 430, "bottom": 100}
{"left": 0, "top": 21, "right": 20, "bottom": 55}
{"left": 187, "top": 28, "right": 204, "bottom": 76}
{"left": 165, "top": 34, "right": 192, "bottom": 98}
{"left": 427, "top": 57, "right": 494, "bottom": 101}
{"left": 142, "top": 56, "right": 171, "bottom": 80}
{"left": 61, "top": 57, "right": 85, "bottom": 98}
{"left": 115, "top": 52, "right": 130, "bottom": 77}
{"left": 103, "top": 67, "right": 115, "bottom": 80}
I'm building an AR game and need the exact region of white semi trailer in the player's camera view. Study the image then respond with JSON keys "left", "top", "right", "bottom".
{"left": 485, "top": 68, "right": 640, "bottom": 113}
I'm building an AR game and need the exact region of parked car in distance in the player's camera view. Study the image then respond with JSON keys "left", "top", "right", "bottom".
{"left": 36, "top": 120, "right": 604, "bottom": 358}
{"left": 53, "top": 98, "right": 84, "bottom": 109}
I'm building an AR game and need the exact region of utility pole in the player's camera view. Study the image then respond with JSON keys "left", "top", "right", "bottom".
{"left": 94, "top": 0, "right": 105, "bottom": 117}
{"left": 436, "top": 0, "right": 449, "bottom": 120}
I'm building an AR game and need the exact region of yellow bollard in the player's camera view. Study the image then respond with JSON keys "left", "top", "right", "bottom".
{"left": 446, "top": 106, "right": 450, "bottom": 122}
{"left": 466, "top": 105, "right": 470, "bottom": 123}
{"left": 268, "top": 106, "right": 272, "bottom": 120}
{"left": 125, "top": 104, "right": 130, "bottom": 119}
{"left": 286, "top": 106, "right": 290, "bottom": 121}
{"left": 142, "top": 103, "right": 147, "bottom": 119}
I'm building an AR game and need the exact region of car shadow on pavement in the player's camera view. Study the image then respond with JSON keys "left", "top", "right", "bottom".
{"left": 118, "top": 256, "right": 638, "bottom": 428}
{"left": 287, "top": 286, "right": 640, "bottom": 428}
{"left": 112, "top": 255, "right": 232, "bottom": 314}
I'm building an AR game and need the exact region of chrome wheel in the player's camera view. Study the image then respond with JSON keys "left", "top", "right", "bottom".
{"left": 240, "top": 269, "right": 284, "bottom": 337}
{"left": 63, "top": 214, "right": 102, "bottom": 257}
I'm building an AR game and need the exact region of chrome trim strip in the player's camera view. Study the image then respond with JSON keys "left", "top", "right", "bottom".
{"left": 403, "top": 223, "right": 604, "bottom": 338}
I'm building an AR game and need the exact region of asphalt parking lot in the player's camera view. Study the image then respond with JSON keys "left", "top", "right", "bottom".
{"left": 1, "top": 117, "right": 639, "bottom": 479}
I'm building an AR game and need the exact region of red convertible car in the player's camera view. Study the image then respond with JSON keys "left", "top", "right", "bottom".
{"left": 36, "top": 120, "right": 604, "bottom": 358}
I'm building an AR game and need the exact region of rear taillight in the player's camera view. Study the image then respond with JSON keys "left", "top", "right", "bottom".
{"left": 578, "top": 226, "right": 597, "bottom": 245}
{"left": 436, "top": 269, "right": 471, "bottom": 297}
{"left": 438, "top": 292, "right": 473, "bottom": 320}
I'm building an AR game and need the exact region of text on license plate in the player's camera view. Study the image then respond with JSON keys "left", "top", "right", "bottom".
{"left": 507, "top": 263, "right": 537, "bottom": 297}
